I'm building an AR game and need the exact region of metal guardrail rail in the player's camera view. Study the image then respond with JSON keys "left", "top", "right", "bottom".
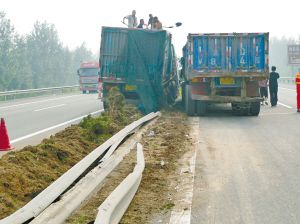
{"left": 95, "top": 143, "right": 145, "bottom": 224}
{"left": 30, "top": 126, "right": 150, "bottom": 223}
{"left": 31, "top": 139, "right": 134, "bottom": 224}
{"left": 0, "top": 112, "right": 160, "bottom": 224}
{"left": 0, "top": 77, "right": 294, "bottom": 100}
{"left": 279, "top": 77, "right": 295, "bottom": 84}
{"left": 0, "top": 85, "right": 80, "bottom": 100}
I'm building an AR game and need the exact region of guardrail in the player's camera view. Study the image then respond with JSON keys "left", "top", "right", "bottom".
{"left": 0, "top": 85, "right": 80, "bottom": 101}
{"left": 95, "top": 143, "right": 145, "bottom": 224}
{"left": 279, "top": 77, "right": 295, "bottom": 84}
{"left": 31, "top": 139, "right": 134, "bottom": 224}
{"left": 0, "top": 112, "right": 160, "bottom": 224}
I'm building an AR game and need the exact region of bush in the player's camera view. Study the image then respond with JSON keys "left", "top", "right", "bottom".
{"left": 107, "top": 87, "right": 125, "bottom": 119}
{"left": 80, "top": 87, "right": 141, "bottom": 143}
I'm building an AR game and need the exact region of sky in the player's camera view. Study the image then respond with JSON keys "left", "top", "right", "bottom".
{"left": 1, "top": 0, "right": 300, "bottom": 56}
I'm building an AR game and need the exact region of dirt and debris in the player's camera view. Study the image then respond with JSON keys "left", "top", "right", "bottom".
{"left": 0, "top": 125, "right": 97, "bottom": 219}
{"left": 120, "top": 110, "right": 192, "bottom": 223}
{"left": 0, "top": 87, "right": 141, "bottom": 219}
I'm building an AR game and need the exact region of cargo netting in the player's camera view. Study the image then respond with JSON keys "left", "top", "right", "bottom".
{"left": 100, "top": 27, "right": 177, "bottom": 113}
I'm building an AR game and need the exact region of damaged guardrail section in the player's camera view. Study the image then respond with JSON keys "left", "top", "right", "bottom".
{"left": 95, "top": 143, "right": 145, "bottom": 224}
{"left": 0, "top": 112, "right": 160, "bottom": 224}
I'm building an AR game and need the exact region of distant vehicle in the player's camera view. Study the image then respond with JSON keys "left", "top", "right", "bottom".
{"left": 77, "top": 61, "right": 100, "bottom": 94}
{"left": 99, "top": 27, "right": 179, "bottom": 113}
{"left": 181, "top": 32, "right": 269, "bottom": 116}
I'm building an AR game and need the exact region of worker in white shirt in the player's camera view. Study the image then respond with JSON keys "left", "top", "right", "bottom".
{"left": 123, "top": 10, "right": 137, "bottom": 28}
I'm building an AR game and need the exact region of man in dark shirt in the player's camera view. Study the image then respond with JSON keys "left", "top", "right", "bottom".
{"left": 269, "top": 66, "right": 280, "bottom": 106}
{"left": 137, "top": 19, "right": 145, "bottom": 28}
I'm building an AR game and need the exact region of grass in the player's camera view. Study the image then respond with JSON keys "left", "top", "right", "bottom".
{"left": 161, "top": 202, "right": 175, "bottom": 210}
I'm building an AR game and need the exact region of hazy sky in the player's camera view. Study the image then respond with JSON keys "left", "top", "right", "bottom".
{"left": 1, "top": 0, "right": 299, "bottom": 55}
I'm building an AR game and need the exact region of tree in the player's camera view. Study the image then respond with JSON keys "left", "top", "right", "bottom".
{"left": 0, "top": 12, "right": 96, "bottom": 91}
{"left": 0, "top": 11, "right": 15, "bottom": 90}
{"left": 27, "top": 21, "right": 63, "bottom": 88}
{"left": 11, "top": 35, "right": 33, "bottom": 89}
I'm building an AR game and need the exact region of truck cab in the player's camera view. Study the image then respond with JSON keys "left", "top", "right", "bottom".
{"left": 77, "top": 61, "right": 100, "bottom": 94}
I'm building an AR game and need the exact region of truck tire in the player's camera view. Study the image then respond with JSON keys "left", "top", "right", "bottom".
{"left": 250, "top": 101, "right": 260, "bottom": 116}
{"left": 185, "top": 85, "right": 196, "bottom": 116}
{"left": 181, "top": 83, "right": 186, "bottom": 106}
{"left": 197, "top": 101, "right": 206, "bottom": 116}
{"left": 103, "top": 101, "right": 108, "bottom": 111}
{"left": 231, "top": 103, "right": 239, "bottom": 114}
{"left": 232, "top": 103, "right": 248, "bottom": 116}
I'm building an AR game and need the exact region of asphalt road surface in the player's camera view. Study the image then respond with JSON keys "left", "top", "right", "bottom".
{"left": 0, "top": 93, "right": 103, "bottom": 154}
{"left": 191, "top": 84, "right": 300, "bottom": 224}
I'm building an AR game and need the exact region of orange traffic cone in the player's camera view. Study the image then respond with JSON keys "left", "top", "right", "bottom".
{"left": 0, "top": 118, "right": 12, "bottom": 151}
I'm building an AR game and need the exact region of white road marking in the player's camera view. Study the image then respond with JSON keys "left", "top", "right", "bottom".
{"left": 0, "top": 95, "right": 80, "bottom": 110}
{"left": 279, "top": 87, "right": 296, "bottom": 92}
{"left": 260, "top": 112, "right": 295, "bottom": 116}
{"left": 169, "top": 148, "right": 197, "bottom": 224}
{"left": 278, "top": 102, "right": 293, "bottom": 109}
{"left": 11, "top": 109, "right": 104, "bottom": 144}
{"left": 34, "top": 104, "right": 65, "bottom": 112}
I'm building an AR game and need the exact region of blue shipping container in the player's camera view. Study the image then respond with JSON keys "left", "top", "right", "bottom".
{"left": 188, "top": 33, "right": 269, "bottom": 73}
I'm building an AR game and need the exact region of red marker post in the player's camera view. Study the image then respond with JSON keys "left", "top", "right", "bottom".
{"left": 296, "top": 72, "right": 300, "bottom": 112}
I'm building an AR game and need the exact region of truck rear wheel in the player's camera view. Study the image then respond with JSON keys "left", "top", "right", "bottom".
{"left": 231, "top": 103, "right": 239, "bottom": 114}
{"left": 103, "top": 101, "right": 108, "bottom": 111}
{"left": 232, "top": 103, "right": 248, "bottom": 116}
{"left": 250, "top": 102, "right": 260, "bottom": 116}
{"left": 181, "top": 83, "right": 186, "bottom": 106}
{"left": 185, "top": 85, "right": 196, "bottom": 116}
{"left": 197, "top": 101, "right": 207, "bottom": 116}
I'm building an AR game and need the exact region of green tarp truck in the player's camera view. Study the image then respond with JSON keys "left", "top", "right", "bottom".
{"left": 99, "top": 27, "right": 179, "bottom": 113}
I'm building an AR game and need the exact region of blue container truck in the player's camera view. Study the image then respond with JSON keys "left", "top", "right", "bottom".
{"left": 181, "top": 32, "right": 269, "bottom": 116}
{"left": 99, "top": 27, "right": 179, "bottom": 113}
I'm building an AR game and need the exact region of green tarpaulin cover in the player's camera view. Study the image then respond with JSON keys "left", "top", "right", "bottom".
{"left": 100, "top": 27, "right": 176, "bottom": 113}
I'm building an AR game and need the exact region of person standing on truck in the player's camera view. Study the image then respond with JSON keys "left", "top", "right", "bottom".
{"left": 148, "top": 14, "right": 154, "bottom": 29}
{"left": 296, "top": 70, "right": 300, "bottom": 112}
{"left": 269, "top": 66, "right": 280, "bottom": 106}
{"left": 259, "top": 78, "right": 268, "bottom": 105}
{"left": 137, "top": 19, "right": 145, "bottom": 29}
{"left": 152, "top": 17, "right": 162, "bottom": 30}
{"left": 123, "top": 10, "right": 137, "bottom": 28}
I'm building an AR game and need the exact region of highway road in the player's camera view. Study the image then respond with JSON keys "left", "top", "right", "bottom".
{"left": 0, "top": 93, "right": 103, "bottom": 155}
{"left": 1, "top": 84, "right": 299, "bottom": 223}
{"left": 191, "top": 84, "right": 300, "bottom": 224}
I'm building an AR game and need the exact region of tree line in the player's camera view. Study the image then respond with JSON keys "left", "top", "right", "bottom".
{"left": 0, "top": 11, "right": 95, "bottom": 91}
